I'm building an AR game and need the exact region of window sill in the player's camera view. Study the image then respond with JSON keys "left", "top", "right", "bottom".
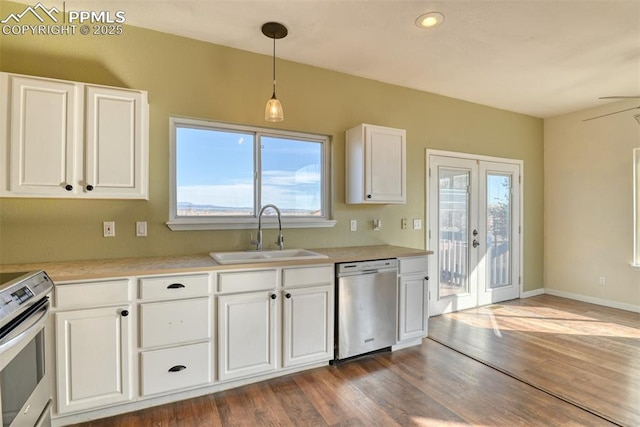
{"left": 166, "top": 218, "right": 337, "bottom": 231}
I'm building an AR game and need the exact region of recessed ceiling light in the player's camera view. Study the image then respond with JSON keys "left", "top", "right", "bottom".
{"left": 415, "top": 12, "right": 444, "bottom": 29}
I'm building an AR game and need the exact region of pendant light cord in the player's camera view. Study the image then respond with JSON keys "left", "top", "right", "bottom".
{"left": 272, "top": 36, "right": 277, "bottom": 95}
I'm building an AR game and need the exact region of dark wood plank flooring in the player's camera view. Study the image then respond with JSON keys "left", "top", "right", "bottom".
{"left": 428, "top": 295, "right": 640, "bottom": 427}
{"left": 72, "top": 295, "right": 637, "bottom": 426}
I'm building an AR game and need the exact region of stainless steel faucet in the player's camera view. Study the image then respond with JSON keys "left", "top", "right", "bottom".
{"left": 251, "top": 204, "right": 284, "bottom": 251}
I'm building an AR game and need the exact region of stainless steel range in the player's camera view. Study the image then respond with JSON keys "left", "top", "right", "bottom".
{"left": 0, "top": 271, "right": 54, "bottom": 427}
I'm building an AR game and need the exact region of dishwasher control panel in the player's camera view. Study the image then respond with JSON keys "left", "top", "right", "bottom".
{"left": 336, "top": 258, "right": 397, "bottom": 275}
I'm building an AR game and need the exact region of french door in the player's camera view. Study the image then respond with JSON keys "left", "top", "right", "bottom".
{"left": 427, "top": 151, "right": 522, "bottom": 316}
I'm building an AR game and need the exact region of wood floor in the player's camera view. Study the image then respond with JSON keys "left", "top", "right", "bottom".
{"left": 72, "top": 295, "right": 638, "bottom": 427}
{"left": 429, "top": 295, "right": 640, "bottom": 427}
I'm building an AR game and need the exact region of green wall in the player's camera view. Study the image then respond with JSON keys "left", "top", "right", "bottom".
{"left": 0, "top": 1, "right": 544, "bottom": 291}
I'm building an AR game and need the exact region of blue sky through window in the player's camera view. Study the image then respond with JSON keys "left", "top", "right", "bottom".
{"left": 176, "top": 127, "right": 323, "bottom": 216}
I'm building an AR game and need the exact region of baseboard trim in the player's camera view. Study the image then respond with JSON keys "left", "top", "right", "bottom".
{"left": 543, "top": 288, "right": 640, "bottom": 313}
{"left": 521, "top": 288, "right": 545, "bottom": 298}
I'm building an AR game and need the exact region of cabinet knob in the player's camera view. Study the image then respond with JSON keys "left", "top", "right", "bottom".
{"left": 285, "top": 293, "right": 291, "bottom": 299}
{"left": 65, "top": 184, "right": 73, "bottom": 191}
{"left": 167, "top": 283, "right": 185, "bottom": 289}
{"left": 367, "top": 194, "right": 372, "bottom": 199}
{"left": 120, "top": 309, "right": 129, "bottom": 317}
{"left": 425, "top": 276, "right": 429, "bottom": 281}
{"left": 168, "top": 365, "right": 186, "bottom": 372}
{"left": 270, "top": 294, "right": 277, "bottom": 300}
{"left": 86, "top": 185, "right": 94, "bottom": 191}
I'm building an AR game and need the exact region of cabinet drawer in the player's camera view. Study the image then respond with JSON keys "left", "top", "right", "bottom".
{"left": 398, "top": 256, "right": 428, "bottom": 275}
{"left": 139, "top": 274, "right": 210, "bottom": 300}
{"left": 55, "top": 279, "right": 131, "bottom": 309}
{"left": 217, "top": 269, "right": 277, "bottom": 293}
{"left": 140, "top": 298, "right": 211, "bottom": 348}
{"left": 283, "top": 265, "right": 333, "bottom": 288}
{"left": 140, "top": 342, "right": 211, "bottom": 396}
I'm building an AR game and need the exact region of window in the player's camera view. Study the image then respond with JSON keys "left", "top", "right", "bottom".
{"left": 168, "top": 117, "right": 334, "bottom": 230}
{"left": 634, "top": 148, "right": 640, "bottom": 266}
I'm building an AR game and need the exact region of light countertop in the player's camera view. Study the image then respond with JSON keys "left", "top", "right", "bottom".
{"left": 0, "top": 245, "right": 432, "bottom": 282}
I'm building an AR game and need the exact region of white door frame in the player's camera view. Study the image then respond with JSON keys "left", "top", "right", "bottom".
{"left": 426, "top": 149, "right": 524, "bottom": 315}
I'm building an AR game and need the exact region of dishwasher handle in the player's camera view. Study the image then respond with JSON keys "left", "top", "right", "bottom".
{"left": 338, "top": 268, "right": 397, "bottom": 277}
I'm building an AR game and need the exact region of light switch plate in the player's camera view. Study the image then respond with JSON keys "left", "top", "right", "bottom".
{"left": 413, "top": 219, "right": 422, "bottom": 230}
{"left": 103, "top": 221, "right": 115, "bottom": 237}
{"left": 136, "top": 221, "right": 147, "bottom": 237}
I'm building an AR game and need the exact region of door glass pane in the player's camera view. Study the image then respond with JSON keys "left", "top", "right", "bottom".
{"left": 439, "top": 168, "right": 469, "bottom": 297}
{"left": 486, "top": 173, "right": 512, "bottom": 288}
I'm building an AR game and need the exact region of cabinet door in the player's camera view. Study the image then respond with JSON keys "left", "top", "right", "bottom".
{"left": 217, "top": 291, "right": 277, "bottom": 381}
{"left": 365, "top": 125, "right": 406, "bottom": 203}
{"left": 282, "top": 284, "right": 334, "bottom": 368}
{"left": 84, "top": 85, "right": 148, "bottom": 199}
{"left": 398, "top": 274, "right": 427, "bottom": 342}
{"left": 55, "top": 306, "right": 132, "bottom": 414}
{"left": 9, "top": 75, "right": 77, "bottom": 195}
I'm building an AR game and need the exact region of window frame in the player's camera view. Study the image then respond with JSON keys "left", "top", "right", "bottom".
{"left": 167, "top": 117, "right": 335, "bottom": 231}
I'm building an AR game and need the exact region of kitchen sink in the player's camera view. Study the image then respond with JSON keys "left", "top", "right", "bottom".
{"left": 210, "top": 249, "right": 328, "bottom": 264}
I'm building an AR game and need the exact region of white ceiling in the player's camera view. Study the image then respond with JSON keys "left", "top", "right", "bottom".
{"left": 51, "top": 0, "right": 640, "bottom": 118}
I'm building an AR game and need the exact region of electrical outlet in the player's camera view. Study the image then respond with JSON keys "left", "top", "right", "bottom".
{"left": 136, "top": 221, "right": 147, "bottom": 237}
{"left": 401, "top": 218, "right": 408, "bottom": 229}
{"left": 103, "top": 221, "right": 115, "bottom": 237}
{"left": 598, "top": 275, "right": 606, "bottom": 286}
{"left": 413, "top": 219, "right": 422, "bottom": 230}
{"left": 373, "top": 219, "right": 382, "bottom": 231}
{"left": 350, "top": 219, "right": 357, "bottom": 232}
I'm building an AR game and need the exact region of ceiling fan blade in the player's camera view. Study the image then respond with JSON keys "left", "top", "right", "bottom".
{"left": 598, "top": 96, "right": 640, "bottom": 99}
{"left": 583, "top": 105, "right": 640, "bottom": 122}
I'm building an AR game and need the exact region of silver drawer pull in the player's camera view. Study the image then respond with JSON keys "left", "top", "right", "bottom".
{"left": 168, "top": 365, "right": 186, "bottom": 372}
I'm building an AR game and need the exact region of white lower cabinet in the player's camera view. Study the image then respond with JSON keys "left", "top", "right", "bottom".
{"left": 137, "top": 273, "right": 212, "bottom": 397}
{"left": 282, "top": 266, "right": 334, "bottom": 368}
{"left": 397, "top": 257, "right": 429, "bottom": 343}
{"left": 217, "top": 290, "right": 277, "bottom": 381}
{"left": 55, "top": 304, "right": 133, "bottom": 414}
{"left": 140, "top": 342, "right": 211, "bottom": 396}
{"left": 139, "top": 298, "right": 211, "bottom": 348}
{"left": 52, "top": 264, "right": 339, "bottom": 422}
{"left": 217, "top": 265, "right": 334, "bottom": 382}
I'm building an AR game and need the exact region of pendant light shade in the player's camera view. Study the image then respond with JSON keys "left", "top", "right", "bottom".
{"left": 262, "top": 22, "right": 287, "bottom": 122}
{"left": 265, "top": 94, "right": 284, "bottom": 122}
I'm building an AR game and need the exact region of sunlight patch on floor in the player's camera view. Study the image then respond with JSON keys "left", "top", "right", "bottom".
{"left": 444, "top": 306, "right": 640, "bottom": 338}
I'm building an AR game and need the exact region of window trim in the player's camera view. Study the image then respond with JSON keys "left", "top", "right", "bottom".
{"left": 167, "top": 117, "right": 335, "bottom": 231}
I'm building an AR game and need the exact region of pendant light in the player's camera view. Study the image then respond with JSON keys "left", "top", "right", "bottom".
{"left": 262, "top": 22, "right": 288, "bottom": 122}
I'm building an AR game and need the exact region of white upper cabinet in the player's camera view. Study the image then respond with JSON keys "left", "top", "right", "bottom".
{"left": 6, "top": 75, "right": 77, "bottom": 195}
{"left": 0, "top": 72, "right": 148, "bottom": 199}
{"left": 84, "top": 85, "right": 147, "bottom": 197}
{"left": 346, "top": 124, "right": 406, "bottom": 204}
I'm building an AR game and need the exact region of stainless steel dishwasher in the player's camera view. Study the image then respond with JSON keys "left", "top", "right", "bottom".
{"left": 334, "top": 259, "right": 398, "bottom": 361}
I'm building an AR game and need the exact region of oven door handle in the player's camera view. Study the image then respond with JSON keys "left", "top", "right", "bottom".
{"left": 0, "top": 299, "right": 50, "bottom": 353}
